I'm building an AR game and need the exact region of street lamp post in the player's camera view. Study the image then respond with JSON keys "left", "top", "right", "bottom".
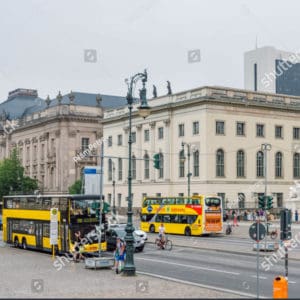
{"left": 123, "top": 69, "right": 151, "bottom": 276}
{"left": 181, "top": 142, "right": 192, "bottom": 197}
{"left": 112, "top": 161, "right": 116, "bottom": 220}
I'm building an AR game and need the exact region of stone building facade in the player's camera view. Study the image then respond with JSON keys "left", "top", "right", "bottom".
{"left": 103, "top": 85, "right": 300, "bottom": 211}
{"left": 0, "top": 88, "right": 126, "bottom": 193}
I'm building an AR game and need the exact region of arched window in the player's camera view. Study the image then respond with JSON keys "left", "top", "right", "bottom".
{"left": 132, "top": 155, "right": 136, "bottom": 179}
{"left": 179, "top": 150, "right": 185, "bottom": 178}
{"left": 108, "top": 158, "right": 112, "bottom": 181}
{"left": 144, "top": 154, "right": 149, "bottom": 179}
{"left": 237, "top": 150, "right": 245, "bottom": 177}
{"left": 193, "top": 150, "right": 199, "bottom": 177}
{"left": 256, "top": 151, "right": 264, "bottom": 177}
{"left": 294, "top": 153, "right": 300, "bottom": 178}
{"left": 159, "top": 153, "right": 164, "bottom": 178}
{"left": 216, "top": 149, "right": 224, "bottom": 177}
{"left": 275, "top": 152, "right": 283, "bottom": 178}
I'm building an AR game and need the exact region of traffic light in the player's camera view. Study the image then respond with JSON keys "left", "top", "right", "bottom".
{"left": 153, "top": 153, "right": 160, "bottom": 169}
{"left": 258, "top": 195, "right": 265, "bottom": 210}
{"left": 266, "top": 196, "right": 273, "bottom": 210}
{"left": 280, "top": 209, "right": 292, "bottom": 240}
{"left": 102, "top": 202, "right": 110, "bottom": 213}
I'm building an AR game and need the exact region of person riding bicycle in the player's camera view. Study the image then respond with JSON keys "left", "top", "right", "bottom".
{"left": 158, "top": 223, "right": 166, "bottom": 248}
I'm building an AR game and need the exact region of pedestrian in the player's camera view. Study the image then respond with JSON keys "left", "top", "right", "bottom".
{"left": 73, "top": 230, "right": 84, "bottom": 262}
{"left": 295, "top": 210, "right": 299, "bottom": 223}
{"left": 233, "top": 211, "right": 239, "bottom": 227}
{"left": 114, "top": 237, "right": 126, "bottom": 274}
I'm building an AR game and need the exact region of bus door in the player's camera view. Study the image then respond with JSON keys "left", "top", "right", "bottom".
{"left": 7, "top": 218, "right": 13, "bottom": 243}
{"left": 60, "top": 223, "right": 69, "bottom": 253}
{"left": 35, "top": 223, "right": 43, "bottom": 249}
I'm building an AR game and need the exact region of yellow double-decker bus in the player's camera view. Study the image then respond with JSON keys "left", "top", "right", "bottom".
{"left": 140, "top": 195, "right": 223, "bottom": 236}
{"left": 2, "top": 194, "right": 108, "bottom": 254}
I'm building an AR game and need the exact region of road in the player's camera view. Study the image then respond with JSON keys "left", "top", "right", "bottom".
{"left": 135, "top": 242, "right": 300, "bottom": 298}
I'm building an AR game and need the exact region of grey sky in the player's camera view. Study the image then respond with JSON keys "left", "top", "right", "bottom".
{"left": 0, "top": 0, "right": 299, "bottom": 102}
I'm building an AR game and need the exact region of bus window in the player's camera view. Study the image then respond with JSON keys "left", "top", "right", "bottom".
{"left": 176, "top": 198, "right": 184, "bottom": 205}
{"left": 192, "top": 199, "right": 200, "bottom": 205}
{"left": 43, "top": 224, "right": 50, "bottom": 237}
{"left": 142, "top": 200, "right": 149, "bottom": 207}
{"left": 162, "top": 215, "right": 171, "bottom": 223}
{"left": 205, "top": 197, "right": 221, "bottom": 206}
{"left": 187, "top": 215, "right": 197, "bottom": 224}
{"left": 168, "top": 198, "right": 176, "bottom": 205}
{"left": 170, "top": 214, "right": 178, "bottom": 223}
{"left": 141, "top": 214, "right": 154, "bottom": 222}
{"left": 155, "top": 215, "right": 162, "bottom": 222}
{"left": 162, "top": 198, "right": 169, "bottom": 205}
{"left": 179, "top": 215, "right": 188, "bottom": 224}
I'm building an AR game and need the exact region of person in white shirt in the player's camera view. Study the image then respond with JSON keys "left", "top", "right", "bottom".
{"left": 158, "top": 223, "right": 165, "bottom": 244}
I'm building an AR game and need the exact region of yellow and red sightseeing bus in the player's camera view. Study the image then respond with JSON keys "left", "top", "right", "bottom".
{"left": 140, "top": 195, "right": 223, "bottom": 236}
{"left": 2, "top": 194, "right": 108, "bottom": 254}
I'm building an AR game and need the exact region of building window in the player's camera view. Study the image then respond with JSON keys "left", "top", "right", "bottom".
{"left": 216, "top": 121, "right": 225, "bottom": 135}
{"left": 132, "top": 132, "right": 136, "bottom": 143}
{"left": 117, "top": 134, "right": 123, "bottom": 146}
{"left": 107, "top": 194, "right": 112, "bottom": 205}
{"left": 275, "top": 126, "right": 283, "bottom": 139}
{"left": 237, "top": 150, "right": 245, "bottom": 177}
{"left": 159, "top": 153, "right": 164, "bottom": 178}
{"left": 238, "top": 193, "right": 245, "bottom": 209}
{"left": 178, "top": 124, "right": 185, "bottom": 137}
{"left": 132, "top": 155, "right": 136, "bottom": 179}
{"left": 156, "top": 193, "right": 161, "bottom": 197}
{"left": 193, "top": 150, "right": 199, "bottom": 177}
{"left": 81, "top": 137, "right": 89, "bottom": 151}
{"left": 293, "top": 127, "right": 300, "bottom": 140}
{"left": 216, "top": 149, "right": 224, "bottom": 177}
{"left": 293, "top": 153, "right": 300, "bottom": 178}
{"left": 108, "top": 159, "right": 112, "bottom": 181}
{"left": 256, "top": 124, "right": 265, "bottom": 137}
{"left": 118, "top": 193, "right": 122, "bottom": 207}
{"left": 158, "top": 127, "right": 164, "bottom": 139}
{"left": 275, "top": 152, "right": 283, "bottom": 178}
{"left": 276, "top": 193, "right": 283, "bottom": 208}
{"left": 256, "top": 151, "right": 264, "bottom": 177}
{"left": 179, "top": 150, "right": 185, "bottom": 178}
{"left": 108, "top": 136, "right": 112, "bottom": 147}
{"left": 236, "top": 122, "right": 245, "bottom": 136}
{"left": 144, "top": 154, "right": 150, "bottom": 179}
{"left": 41, "top": 144, "right": 45, "bottom": 160}
{"left": 144, "top": 129, "right": 150, "bottom": 142}
{"left": 118, "top": 158, "right": 122, "bottom": 180}
{"left": 193, "top": 121, "right": 199, "bottom": 135}
{"left": 178, "top": 193, "right": 184, "bottom": 197}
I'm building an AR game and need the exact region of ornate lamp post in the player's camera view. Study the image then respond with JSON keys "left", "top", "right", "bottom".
{"left": 123, "top": 69, "right": 150, "bottom": 276}
{"left": 181, "top": 142, "right": 192, "bottom": 197}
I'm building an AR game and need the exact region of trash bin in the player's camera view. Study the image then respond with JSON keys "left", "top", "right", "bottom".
{"left": 273, "top": 276, "right": 288, "bottom": 299}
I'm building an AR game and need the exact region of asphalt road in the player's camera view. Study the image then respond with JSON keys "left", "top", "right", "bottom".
{"left": 136, "top": 242, "right": 300, "bottom": 298}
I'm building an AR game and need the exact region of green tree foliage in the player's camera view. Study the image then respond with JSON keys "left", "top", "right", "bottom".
{"left": 0, "top": 148, "right": 38, "bottom": 198}
{"left": 68, "top": 179, "right": 83, "bottom": 194}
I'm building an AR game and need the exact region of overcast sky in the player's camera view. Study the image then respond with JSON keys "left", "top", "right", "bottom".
{"left": 0, "top": 0, "right": 300, "bottom": 102}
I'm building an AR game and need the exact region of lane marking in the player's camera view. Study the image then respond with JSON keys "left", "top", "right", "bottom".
{"left": 135, "top": 257, "right": 240, "bottom": 275}
{"left": 289, "top": 281, "right": 296, "bottom": 284}
{"left": 137, "top": 271, "right": 266, "bottom": 299}
{"left": 250, "top": 275, "right": 267, "bottom": 280}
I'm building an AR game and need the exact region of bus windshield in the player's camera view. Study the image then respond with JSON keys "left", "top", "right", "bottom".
{"left": 205, "top": 197, "right": 221, "bottom": 207}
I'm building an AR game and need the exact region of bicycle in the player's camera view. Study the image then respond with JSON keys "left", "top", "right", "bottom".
{"left": 155, "top": 236, "right": 172, "bottom": 250}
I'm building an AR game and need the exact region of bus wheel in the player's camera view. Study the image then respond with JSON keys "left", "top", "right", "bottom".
{"left": 184, "top": 227, "right": 191, "bottom": 236}
{"left": 149, "top": 225, "right": 155, "bottom": 233}
{"left": 22, "top": 238, "right": 27, "bottom": 250}
{"left": 14, "top": 237, "right": 19, "bottom": 248}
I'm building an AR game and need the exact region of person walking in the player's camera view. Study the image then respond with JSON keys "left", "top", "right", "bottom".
{"left": 233, "top": 210, "right": 239, "bottom": 227}
{"left": 114, "top": 237, "right": 126, "bottom": 274}
{"left": 295, "top": 210, "right": 299, "bottom": 223}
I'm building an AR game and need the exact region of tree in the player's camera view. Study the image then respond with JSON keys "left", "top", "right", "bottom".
{"left": 0, "top": 148, "right": 38, "bottom": 198}
{"left": 68, "top": 178, "right": 83, "bottom": 194}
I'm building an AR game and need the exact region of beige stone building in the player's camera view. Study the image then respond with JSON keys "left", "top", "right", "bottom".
{"left": 103, "top": 85, "right": 300, "bottom": 212}
{"left": 0, "top": 88, "right": 126, "bottom": 193}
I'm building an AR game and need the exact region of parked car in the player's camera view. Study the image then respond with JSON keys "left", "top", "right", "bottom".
{"left": 105, "top": 228, "right": 145, "bottom": 252}
{"left": 109, "top": 223, "right": 148, "bottom": 241}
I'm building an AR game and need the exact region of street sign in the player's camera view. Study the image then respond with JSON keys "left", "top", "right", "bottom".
{"left": 50, "top": 208, "right": 58, "bottom": 245}
{"left": 147, "top": 205, "right": 153, "bottom": 213}
{"left": 249, "top": 222, "right": 266, "bottom": 242}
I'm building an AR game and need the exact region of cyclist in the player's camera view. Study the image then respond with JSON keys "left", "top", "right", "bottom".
{"left": 158, "top": 223, "right": 166, "bottom": 249}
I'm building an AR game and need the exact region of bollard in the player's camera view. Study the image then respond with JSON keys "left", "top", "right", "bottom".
{"left": 273, "top": 276, "right": 288, "bottom": 299}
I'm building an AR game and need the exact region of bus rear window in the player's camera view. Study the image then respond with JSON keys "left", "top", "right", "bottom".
{"left": 205, "top": 197, "right": 221, "bottom": 206}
